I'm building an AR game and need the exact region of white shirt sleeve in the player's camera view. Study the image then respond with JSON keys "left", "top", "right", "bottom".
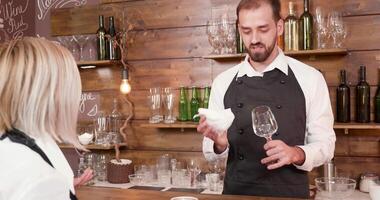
{"left": 294, "top": 72, "right": 336, "bottom": 171}
{"left": 202, "top": 75, "right": 230, "bottom": 162}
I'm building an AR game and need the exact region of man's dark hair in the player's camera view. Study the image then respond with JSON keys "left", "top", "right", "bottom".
{"left": 236, "top": 0, "right": 281, "bottom": 22}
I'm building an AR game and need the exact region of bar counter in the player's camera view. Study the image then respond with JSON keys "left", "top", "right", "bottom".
{"left": 76, "top": 187, "right": 302, "bottom": 200}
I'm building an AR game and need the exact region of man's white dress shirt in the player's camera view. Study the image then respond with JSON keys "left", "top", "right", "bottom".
{"left": 203, "top": 49, "right": 336, "bottom": 172}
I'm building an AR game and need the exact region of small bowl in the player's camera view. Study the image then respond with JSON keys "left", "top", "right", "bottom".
{"left": 170, "top": 196, "right": 198, "bottom": 200}
{"left": 78, "top": 133, "right": 93, "bottom": 145}
{"left": 315, "top": 177, "right": 356, "bottom": 199}
{"left": 129, "top": 174, "right": 143, "bottom": 185}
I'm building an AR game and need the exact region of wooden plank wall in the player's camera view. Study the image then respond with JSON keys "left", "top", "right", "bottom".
{"left": 52, "top": 0, "right": 380, "bottom": 183}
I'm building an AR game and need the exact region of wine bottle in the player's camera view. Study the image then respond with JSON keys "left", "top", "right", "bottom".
{"left": 336, "top": 70, "right": 350, "bottom": 122}
{"left": 97, "top": 15, "right": 106, "bottom": 60}
{"left": 375, "top": 69, "right": 380, "bottom": 123}
{"left": 106, "top": 16, "right": 117, "bottom": 60}
{"left": 284, "top": 2, "right": 299, "bottom": 51}
{"left": 356, "top": 66, "right": 370, "bottom": 123}
{"left": 299, "top": 0, "right": 313, "bottom": 50}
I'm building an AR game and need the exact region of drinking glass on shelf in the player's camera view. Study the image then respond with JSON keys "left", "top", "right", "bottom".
{"left": 187, "top": 159, "right": 201, "bottom": 187}
{"left": 251, "top": 105, "right": 278, "bottom": 142}
{"left": 328, "top": 11, "right": 346, "bottom": 48}
{"left": 68, "top": 36, "right": 80, "bottom": 61}
{"left": 72, "top": 35, "right": 90, "bottom": 61}
{"left": 206, "top": 20, "right": 220, "bottom": 54}
{"left": 315, "top": 7, "right": 329, "bottom": 49}
{"left": 94, "top": 112, "right": 109, "bottom": 145}
{"left": 162, "top": 87, "right": 176, "bottom": 123}
{"left": 56, "top": 36, "right": 70, "bottom": 49}
{"left": 147, "top": 87, "right": 163, "bottom": 123}
{"left": 86, "top": 34, "right": 97, "bottom": 61}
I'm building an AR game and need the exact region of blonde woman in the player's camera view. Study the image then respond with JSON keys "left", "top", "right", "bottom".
{"left": 0, "top": 37, "right": 92, "bottom": 200}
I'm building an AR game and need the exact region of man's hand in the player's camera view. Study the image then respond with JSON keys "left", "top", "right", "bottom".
{"left": 197, "top": 116, "right": 228, "bottom": 154}
{"left": 261, "top": 140, "right": 305, "bottom": 170}
{"left": 74, "top": 168, "right": 94, "bottom": 188}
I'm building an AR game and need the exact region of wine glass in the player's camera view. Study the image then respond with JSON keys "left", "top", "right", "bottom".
{"left": 72, "top": 35, "right": 90, "bottom": 61}
{"left": 251, "top": 105, "right": 278, "bottom": 142}
{"left": 162, "top": 87, "right": 176, "bottom": 123}
{"left": 187, "top": 159, "right": 201, "bottom": 187}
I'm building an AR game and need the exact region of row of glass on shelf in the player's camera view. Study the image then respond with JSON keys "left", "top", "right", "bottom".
{"left": 147, "top": 86, "right": 210, "bottom": 124}
{"left": 78, "top": 153, "right": 226, "bottom": 192}
{"left": 206, "top": 1, "right": 347, "bottom": 55}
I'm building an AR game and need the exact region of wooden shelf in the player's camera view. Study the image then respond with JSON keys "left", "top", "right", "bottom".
{"left": 202, "top": 48, "right": 348, "bottom": 60}
{"left": 334, "top": 122, "right": 380, "bottom": 129}
{"left": 58, "top": 143, "right": 127, "bottom": 150}
{"left": 76, "top": 60, "right": 121, "bottom": 68}
{"left": 135, "top": 121, "right": 379, "bottom": 134}
{"left": 137, "top": 121, "right": 198, "bottom": 128}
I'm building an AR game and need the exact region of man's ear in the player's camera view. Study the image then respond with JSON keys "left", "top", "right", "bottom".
{"left": 277, "top": 19, "right": 284, "bottom": 36}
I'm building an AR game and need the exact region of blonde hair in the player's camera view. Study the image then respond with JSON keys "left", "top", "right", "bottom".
{"left": 0, "top": 37, "right": 83, "bottom": 149}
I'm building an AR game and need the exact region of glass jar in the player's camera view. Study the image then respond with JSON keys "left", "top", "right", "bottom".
{"left": 360, "top": 172, "right": 379, "bottom": 192}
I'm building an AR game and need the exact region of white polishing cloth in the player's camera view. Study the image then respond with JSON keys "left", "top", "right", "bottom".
{"left": 195, "top": 108, "right": 235, "bottom": 133}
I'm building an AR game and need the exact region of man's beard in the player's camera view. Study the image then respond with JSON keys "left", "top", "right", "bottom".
{"left": 247, "top": 37, "right": 276, "bottom": 62}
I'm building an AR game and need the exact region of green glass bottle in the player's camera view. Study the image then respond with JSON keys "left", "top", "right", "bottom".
{"left": 190, "top": 86, "right": 200, "bottom": 122}
{"left": 196, "top": 87, "right": 203, "bottom": 108}
{"left": 299, "top": 0, "right": 313, "bottom": 50}
{"left": 203, "top": 86, "right": 210, "bottom": 108}
{"left": 178, "top": 86, "right": 188, "bottom": 121}
{"left": 375, "top": 69, "right": 380, "bottom": 123}
{"left": 97, "top": 15, "right": 106, "bottom": 60}
{"left": 106, "top": 16, "right": 117, "bottom": 60}
{"left": 356, "top": 66, "right": 370, "bottom": 123}
{"left": 336, "top": 70, "right": 350, "bottom": 122}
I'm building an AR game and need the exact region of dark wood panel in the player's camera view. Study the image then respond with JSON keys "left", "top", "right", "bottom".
{"left": 334, "top": 156, "right": 380, "bottom": 180}
{"left": 51, "top": 5, "right": 118, "bottom": 36}
{"left": 126, "top": 120, "right": 202, "bottom": 151}
{"left": 127, "top": 27, "right": 211, "bottom": 60}
{"left": 130, "top": 58, "right": 212, "bottom": 89}
{"left": 80, "top": 66, "right": 121, "bottom": 91}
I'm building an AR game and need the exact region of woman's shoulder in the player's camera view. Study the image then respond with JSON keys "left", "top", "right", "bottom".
{"left": 0, "top": 138, "right": 70, "bottom": 199}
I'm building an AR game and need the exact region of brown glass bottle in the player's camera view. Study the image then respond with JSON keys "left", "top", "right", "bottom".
{"left": 336, "top": 70, "right": 350, "bottom": 122}
{"left": 356, "top": 66, "right": 370, "bottom": 123}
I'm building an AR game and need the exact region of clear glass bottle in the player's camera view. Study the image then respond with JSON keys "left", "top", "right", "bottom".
{"left": 284, "top": 2, "right": 299, "bottom": 51}
{"left": 109, "top": 98, "right": 123, "bottom": 143}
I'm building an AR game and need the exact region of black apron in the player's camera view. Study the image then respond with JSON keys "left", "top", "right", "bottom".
{"left": 0, "top": 129, "right": 78, "bottom": 200}
{"left": 222, "top": 66, "right": 309, "bottom": 198}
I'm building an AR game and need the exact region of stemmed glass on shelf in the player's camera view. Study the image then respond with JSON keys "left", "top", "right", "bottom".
{"left": 72, "top": 35, "right": 91, "bottom": 61}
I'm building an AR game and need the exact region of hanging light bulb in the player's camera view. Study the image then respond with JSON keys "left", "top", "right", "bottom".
{"left": 120, "top": 68, "right": 131, "bottom": 94}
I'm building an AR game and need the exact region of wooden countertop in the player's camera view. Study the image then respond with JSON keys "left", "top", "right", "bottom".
{"left": 76, "top": 187, "right": 304, "bottom": 200}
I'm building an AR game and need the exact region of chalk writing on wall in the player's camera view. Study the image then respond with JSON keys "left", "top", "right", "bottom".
{"left": 79, "top": 92, "right": 100, "bottom": 120}
{"left": 37, "top": 0, "right": 87, "bottom": 20}
{"left": 0, "top": 0, "right": 30, "bottom": 41}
